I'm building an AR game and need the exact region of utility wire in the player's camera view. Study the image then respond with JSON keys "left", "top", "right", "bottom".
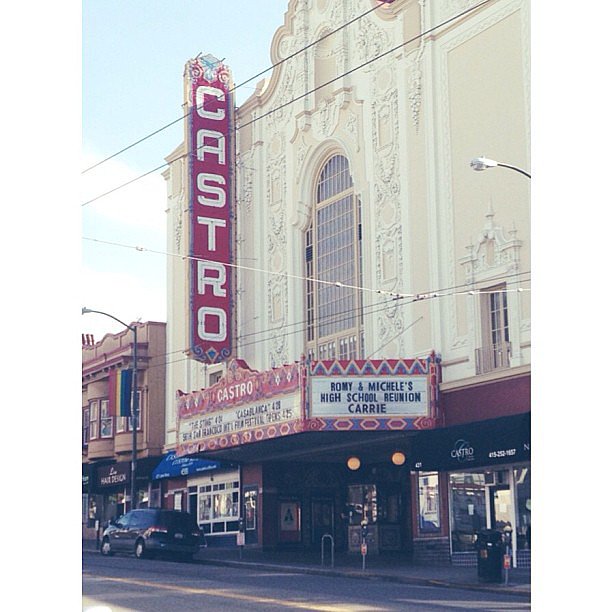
{"left": 81, "top": 1, "right": 385, "bottom": 175}
{"left": 140, "top": 272, "right": 530, "bottom": 373}
{"left": 83, "top": 233, "right": 529, "bottom": 360}
{"left": 81, "top": 0, "right": 492, "bottom": 207}
{"left": 83, "top": 234, "right": 527, "bottom": 304}
{"left": 115, "top": 267, "right": 529, "bottom": 369}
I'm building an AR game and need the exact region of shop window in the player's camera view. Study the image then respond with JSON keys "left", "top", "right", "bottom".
{"left": 449, "top": 472, "right": 486, "bottom": 552}
{"left": 174, "top": 491, "right": 183, "bottom": 511}
{"left": 244, "top": 489, "right": 257, "bottom": 530}
{"left": 197, "top": 477, "right": 240, "bottom": 534}
{"left": 514, "top": 467, "right": 531, "bottom": 550}
{"left": 417, "top": 472, "right": 441, "bottom": 534}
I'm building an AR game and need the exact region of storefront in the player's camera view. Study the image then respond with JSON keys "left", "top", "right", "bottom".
{"left": 409, "top": 413, "right": 531, "bottom": 567}
{"left": 152, "top": 451, "right": 240, "bottom": 546}
{"left": 175, "top": 356, "right": 441, "bottom": 555}
{"left": 87, "top": 458, "right": 162, "bottom": 525}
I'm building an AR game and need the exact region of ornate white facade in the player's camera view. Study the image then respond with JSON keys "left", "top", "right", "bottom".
{"left": 164, "top": 0, "right": 530, "bottom": 447}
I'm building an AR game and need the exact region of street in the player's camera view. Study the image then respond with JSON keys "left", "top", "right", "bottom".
{"left": 83, "top": 553, "right": 530, "bottom": 612}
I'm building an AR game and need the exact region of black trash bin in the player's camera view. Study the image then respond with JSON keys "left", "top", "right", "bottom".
{"left": 475, "top": 529, "right": 503, "bottom": 583}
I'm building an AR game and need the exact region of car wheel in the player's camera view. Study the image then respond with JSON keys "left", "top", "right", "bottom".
{"left": 134, "top": 539, "right": 147, "bottom": 559}
{"left": 100, "top": 537, "right": 113, "bottom": 556}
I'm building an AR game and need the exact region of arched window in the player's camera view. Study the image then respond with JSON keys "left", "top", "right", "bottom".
{"left": 306, "top": 154, "right": 363, "bottom": 360}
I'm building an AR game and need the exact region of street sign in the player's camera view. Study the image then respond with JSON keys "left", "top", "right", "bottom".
{"left": 503, "top": 554, "right": 511, "bottom": 569}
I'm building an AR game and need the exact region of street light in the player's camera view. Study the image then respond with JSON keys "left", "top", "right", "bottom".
{"left": 82, "top": 307, "right": 139, "bottom": 510}
{"left": 470, "top": 156, "right": 531, "bottom": 179}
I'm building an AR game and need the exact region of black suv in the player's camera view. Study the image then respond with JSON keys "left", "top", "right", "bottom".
{"left": 100, "top": 509, "right": 202, "bottom": 560}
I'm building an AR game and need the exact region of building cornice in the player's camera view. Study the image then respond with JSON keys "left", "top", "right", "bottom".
{"left": 440, "top": 364, "right": 530, "bottom": 392}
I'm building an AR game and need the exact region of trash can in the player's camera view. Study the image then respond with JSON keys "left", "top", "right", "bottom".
{"left": 475, "top": 529, "right": 503, "bottom": 583}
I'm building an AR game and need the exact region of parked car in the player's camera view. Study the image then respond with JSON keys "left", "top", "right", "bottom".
{"left": 100, "top": 508, "right": 202, "bottom": 560}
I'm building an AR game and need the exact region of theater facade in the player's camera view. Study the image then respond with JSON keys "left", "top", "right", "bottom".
{"left": 163, "top": 0, "right": 531, "bottom": 565}
{"left": 173, "top": 355, "right": 441, "bottom": 553}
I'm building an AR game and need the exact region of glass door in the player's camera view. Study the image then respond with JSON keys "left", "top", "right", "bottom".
{"left": 311, "top": 498, "right": 334, "bottom": 547}
{"left": 490, "top": 486, "right": 513, "bottom": 532}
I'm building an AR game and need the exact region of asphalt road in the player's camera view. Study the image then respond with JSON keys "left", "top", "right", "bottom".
{"left": 83, "top": 552, "right": 530, "bottom": 611}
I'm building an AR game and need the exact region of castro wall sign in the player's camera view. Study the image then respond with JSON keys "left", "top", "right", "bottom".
{"left": 186, "top": 53, "right": 233, "bottom": 363}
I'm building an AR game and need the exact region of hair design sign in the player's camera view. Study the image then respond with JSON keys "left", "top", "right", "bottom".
{"left": 186, "top": 54, "right": 233, "bottom": 363}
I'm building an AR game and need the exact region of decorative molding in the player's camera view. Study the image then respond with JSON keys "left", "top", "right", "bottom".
{"left": 406, "top": 1, "right": 427, "bottom": 131}
{"left": 459, "top": 205, "right": 522, "bottom": 282}
{"left": 313, "top": 96, "right": 342, "bottom": 139}
{"left": 344, "top": 110, "right": 360, "bottom": 152}
{"left": 237, "top": 152, "right": 254, "bottom": 215}
{"left": 355, "top": 14, "right": 389, "bottom": 68}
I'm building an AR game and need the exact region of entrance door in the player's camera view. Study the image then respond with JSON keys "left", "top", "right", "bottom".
{"left": 489, "top": 486, "right": 513, "bottom": 532}
{"left": 311, "top": 498, "right": 334, "bottom": 548}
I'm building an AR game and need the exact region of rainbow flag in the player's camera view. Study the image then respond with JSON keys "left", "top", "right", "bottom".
{"left": 109, "top": 369, "right": 134, "bottom": 417}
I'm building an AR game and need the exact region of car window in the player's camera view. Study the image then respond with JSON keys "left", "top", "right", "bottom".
{"left": 128, "top": 510, "right": 156, "bottom": 529}
{"left": 115, "top": 515, "right": 129, "bottom": 528}
{"left": 162, "top": 511, "right": 197, "bottom": 531}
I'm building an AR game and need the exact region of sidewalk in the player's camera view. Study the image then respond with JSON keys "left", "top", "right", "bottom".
{"left": 83, "top": 539, "right": 530, "bottom": 598}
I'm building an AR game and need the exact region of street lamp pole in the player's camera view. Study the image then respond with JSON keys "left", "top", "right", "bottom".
{"left": 82, "top": 307, "right": 139, "bottom": 510}
{"left": 470, "top": 156, "right": 531, "bottom": 179}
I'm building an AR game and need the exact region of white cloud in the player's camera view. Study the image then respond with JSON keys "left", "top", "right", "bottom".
{"left": 81, "top": 152, "right": 167, "bottom": 233}
{"left": 81, "top": 265, "right": 167, "bottom": 341}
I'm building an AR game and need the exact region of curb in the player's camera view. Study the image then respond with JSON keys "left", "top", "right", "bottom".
{"left": 83, "top": 546, "right": 529, "bottom": 599}
{"left": 195, "top": 557, "right": 531, "bottom": 598}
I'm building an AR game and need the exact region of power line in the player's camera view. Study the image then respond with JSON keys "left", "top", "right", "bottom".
{"left": 81, "top": 1, "right": 385, "bottom": 175}
{"left": 140, "top": 274, "right": 530, "bottom": 373}
{"left": 82, "top": 233, "right": 529, "bottom": 362}
{"left": 81, "top": 0, "right": 492, "bottom": 207}
{"left": 83, "top": 233, "right": 526, "bottom": 304}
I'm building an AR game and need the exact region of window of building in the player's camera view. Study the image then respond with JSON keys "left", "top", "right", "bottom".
{"left": 449, "top": 472, "right": 487, "bottom": 552}
{"left": 244, "top": 488, "right": 258, "bottom": 531}
{"left": 100, "top": 399, "right": 113, "bottom": 438}
{"left": 116, "top": 389, "right": 143, "bottom": 433}
{"left": 89, "top": 400, "right": 99, "bottom": 440}
{"left": 83, "top": 408, "right": 90, "bottom": 447}
{"left": 514, "top": 467, "right": 531, "bottom": 550}
{"left": 417, "top": 472, "right": 441, "bottom": 534}
{"left": 306, "top": 154, "right": 363, "bottom": 359}
{"left": 209, "top": 371, "right": 223, "bottom": 386}
{"left": 197, "top": 477, "right": 240, "bottom": 534}
{"left": 476, "top": 284, "right": 511, "bottom": 373}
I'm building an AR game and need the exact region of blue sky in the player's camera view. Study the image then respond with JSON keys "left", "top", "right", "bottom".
{"left": 81, "top": 0, "right": 290, "bottom": 339}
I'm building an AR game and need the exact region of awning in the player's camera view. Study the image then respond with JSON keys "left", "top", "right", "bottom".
{"left": 410, "top": 412, "right": 530, "bottom": 471}
{"left": 151, "top": 451, "right": 221, "bottom": 480}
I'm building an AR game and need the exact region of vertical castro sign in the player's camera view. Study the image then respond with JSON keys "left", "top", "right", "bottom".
{"left": 187, "top": 54, "right": 233, "bottom": 363}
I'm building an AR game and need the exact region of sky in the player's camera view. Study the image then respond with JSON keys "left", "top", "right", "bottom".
{"left": 81, "top": 0, "right": 290, "bottom": 340}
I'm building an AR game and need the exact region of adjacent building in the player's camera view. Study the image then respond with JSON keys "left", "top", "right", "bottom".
{"left": 82, "top": 322, "right": 166, "bottom": 538}
{"left": 162, "top": 0, "right": 530, "bottom": 566}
